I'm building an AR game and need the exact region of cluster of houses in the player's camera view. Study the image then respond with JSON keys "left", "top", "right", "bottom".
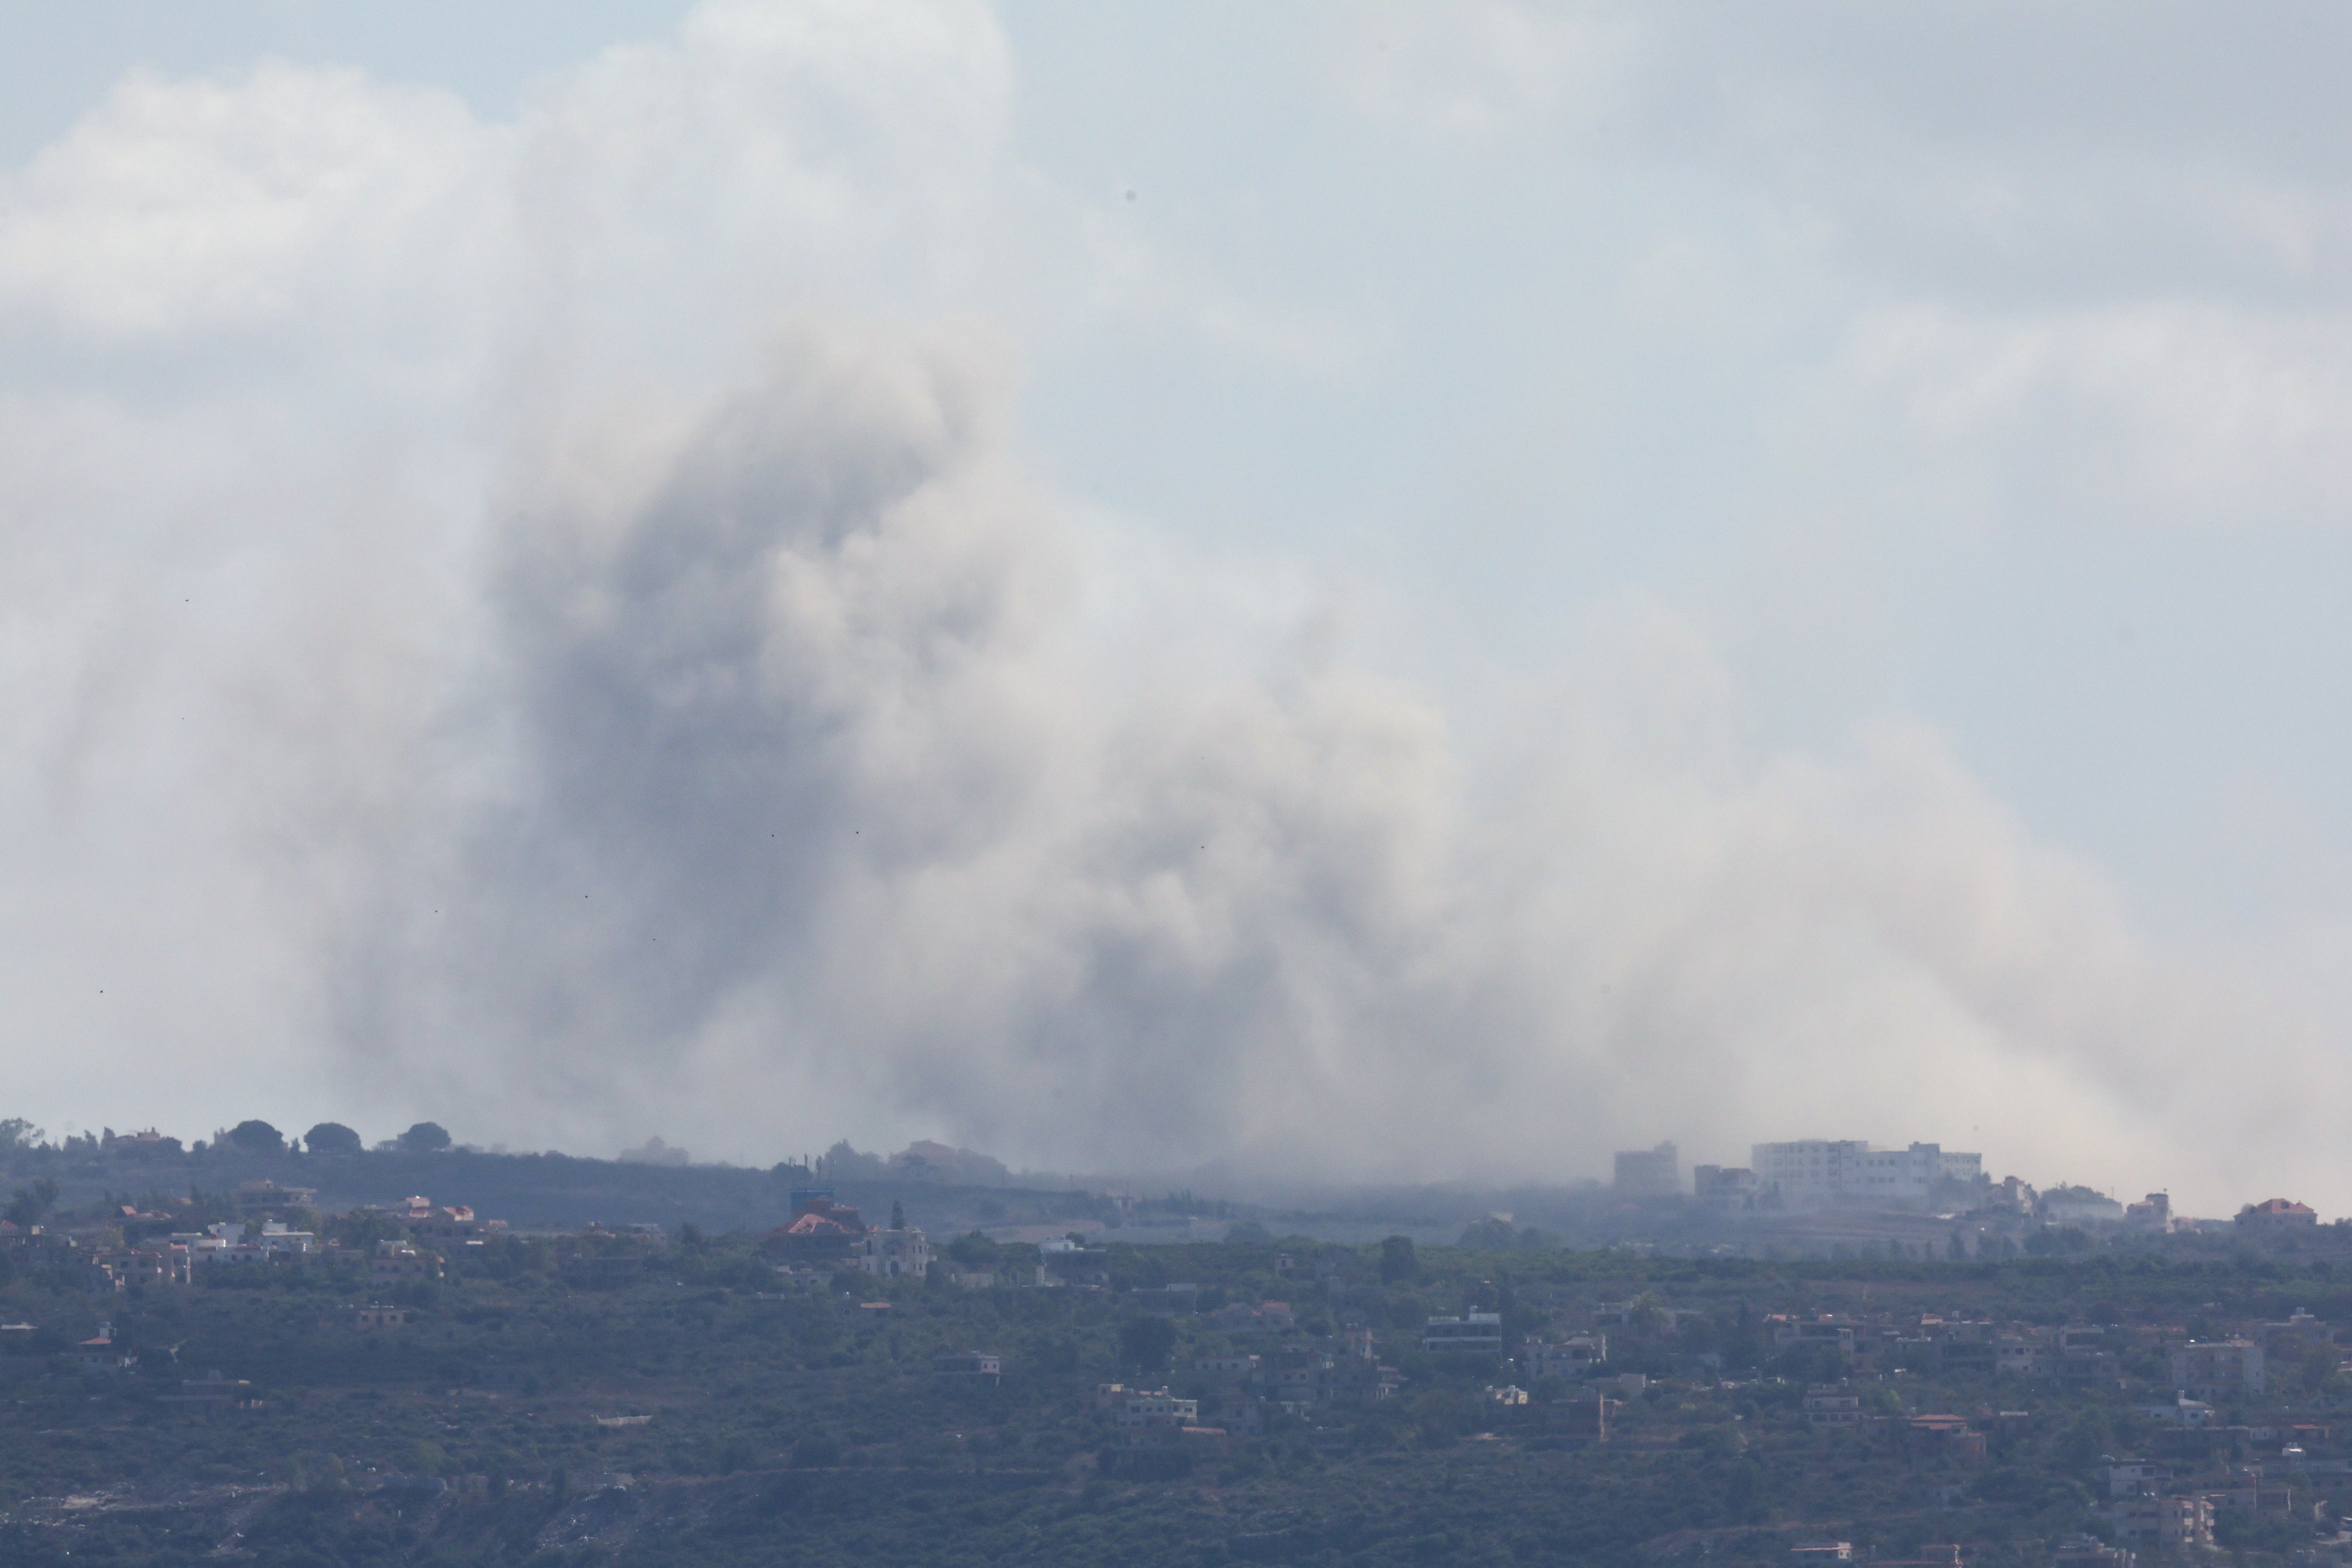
{"left": 1770, "top": 1303, "right": 2352, "bottom": 1566}
{"left": 1618, "top": 1138, "right": 2340, "bottom": 1255}
{"left": 1750, "top": 1304, "right": 2321, "bottom": 1395}
{"left": 1089, "top": 1325, "right": 1407, "bottom": 1450}
{"left": 0, "top": 1181, "right": 495, "bottom": 1298}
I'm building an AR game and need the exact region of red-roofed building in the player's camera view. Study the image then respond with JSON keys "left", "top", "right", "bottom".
{"left": 771, "top": 1192, "right": 868, "bottom": 1262}
{"left": 2237, "top": 1199, "right": 2319, "bottom": 1234}
{"left": 1907, "top": 1415, "right": 1986, "bottom": 1462}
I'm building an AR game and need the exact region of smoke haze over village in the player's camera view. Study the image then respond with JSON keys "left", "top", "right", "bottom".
{"left": 6, "top": 2, "right": 2352, "bottom": 1217}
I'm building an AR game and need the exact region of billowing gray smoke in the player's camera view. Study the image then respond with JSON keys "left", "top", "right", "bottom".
{"left": 367, "top": 325, "right": 1484, "bottom": 1175}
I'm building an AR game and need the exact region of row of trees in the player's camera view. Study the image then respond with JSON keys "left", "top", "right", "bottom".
{"left": 3, "top": 1116, "right": 458, "bottom": 1159}
{"left": 220, "top": 1119, "right": 452, "bottom": 1156}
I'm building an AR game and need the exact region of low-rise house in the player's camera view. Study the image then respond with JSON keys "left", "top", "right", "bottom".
{"left": 2145, "top": 1401, "right": 2211, "bottom": 1429}
{"left": 2041, "top": 1188, "right": 2124, "bottom": 1226}
{"left": 255, "top": 1222, "right": 315, "bottom": 1256}
{"left": 1694, "top": 1165, "right": 1758, "bottom": 1210}
{"left": 1804, "top": 1387, "right": 1863, "bottom": 1429}
{"left": 1114, "top": 1389, "right": 1199, "bottom": 1440}
{"left": 855, "top": 1226, "right": 929, "bottom": 1280}
{"left": 232, "top": 1180, "right": 318, "bottom": 1214}
{"left": 771, "top": 1192, "right": 868, "bottom": 1263}
{"left": 1486, "top": 1383, "right": 1530, "bottom": 1405}
{"left": 932, "top": 1350, "right": 1001, "bottom": 1384}
{"left": 1996, "top": 1334, "right": 2041, "bottom": 1377}
{"left": 1422, "top": 1312, "right": 1503, "bottom": 1355}
{"left": 372, "top": 1240, "right": 446, "bottom": 1285}
{"left": 160, "top": 1372, "right": 255, "bottom": 1406}
{"left": 1906, "top": 1415, "right": 1985, "bottom": 1462}
{"left": 70, "top": 1326, "right": 134, "bottom": 1374}
{"left": 405, "top": 1202, "right": 496, "bottom": 1241}
{"left": 2238, "top": 1198, "right": 2320, "bottom": 1234}
{"left": 2052, "top": 1533, "right": 2134, "bottom": 1568}
{"left": 1314, "top": 1354, "right": 1400, "bottom": 1405}
{"left": 1214, "top": 1300, "right": 1296, "bottom": 1336}
{"left": 1036, "top": 1237, "right": 1111, "bottom": 1289}
{"left": 1773, "top": 1317, "right": 1858, "bottom": 1359}
{"left": 1265, "top": 1363, "right": 1316, "bottom": 1405}
{"left": 1128, "top": 1284, "right": 1200, "bottom": 1314}
{"left": 354, "top": 1305, "right": 413, "bottom": 1329}
{"left": 1195, "top": 1353, "right": 1261, "bottom": 1382}
{"left": 1522, "top": 1334, "right": 1605, "bottom": 1381}
{"left": 93, "top": 1245, "right": 191, "bottom": 1289}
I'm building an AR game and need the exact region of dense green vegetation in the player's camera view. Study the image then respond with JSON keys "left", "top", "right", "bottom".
{"left": 4, "top": 1220, "right": 2351, "bottom": 1566}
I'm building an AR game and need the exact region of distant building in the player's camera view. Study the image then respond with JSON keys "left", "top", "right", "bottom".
{"left": 70, "top": 1327, "right": 134, "bottom": 1374}
{"left": 1522, "top": 1334, "right": 1605, "bottom": 1381}
{"left": 2139, "top": 1395, "right": 2214, "bottom": 1426}
{"left": 1693, "top": 1165, "right": 1757, "bottom": 1209}
{"left": 1905, "top": 1415, "right": 1985, "bottom": 1462}
{"left": 932, "top": 1350, "right": 1001, "bottom": 1383}
{"left": 771, "top": 1191, "right": 869, "bottom": 1263}
{"left": 2101, "top": 1495, "right": 2212, "bottom": 1551}
{"left": 1614, "top": 1143, "right": 1680, "bottom": 1197}
{"left": 1804, "top": 1387, "right": 1862, "bottom": 1428}
{"left": 1128, "top": 1284, "right": 1200, "bottom": 1315}
{"left": 2237, "top": 1198, "right": 2319, "bottom": 1234}
{"left": 2052, "top": 1533, "right": 2134, "bottom": 1568}
{"left": 2171, "top": 1339, "right": 2264, "bottom": 1396}
{"left": 1211, "top": 1300, "right": 1295, "bottom": 1335}
{"left": 354, "top": 1305, "right": 414, "bottom": 1329}
{"left": 231, "top": 1180, "right": 317, "bottom": 1214}
{"left": 1750, "top": 1141, "right": 1981, "bottom": 1210}
{"left": 2041, "top": 1188, "right": 2124, "bottom": 1225}
{"left": 1036, "top": 1237, "right": 1111, "bottom": 1289}
{"left": 1423, "top": 1312, "right": 1504, "bottom": 1355}
{"left": 2124, "top": 1193, "right": 2171, "bottom": 1231}
{"left": 855, "top": 1227, "right": 930, "bottom": 1280}
{"left": 1115, "top": 1390, "right": 1198, "bottom": 1435}
{"left": 371, "top": 1240, "right": 445, "bottom": 1285}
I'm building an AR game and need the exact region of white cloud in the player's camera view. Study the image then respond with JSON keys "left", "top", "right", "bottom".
{"left": 1322, "top": 0, "right": 1633, "bottom": 144}
{"left": 1804, "top": 301, "right": 2352, "bottom": 530}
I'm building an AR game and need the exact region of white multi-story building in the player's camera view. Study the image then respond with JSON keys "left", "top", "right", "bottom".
{"left": 855, "top": 1227, "right": 929, "bottom": 1280}
{"left": 1750, "top": 1141, "right": 1982, "bottom": 1210}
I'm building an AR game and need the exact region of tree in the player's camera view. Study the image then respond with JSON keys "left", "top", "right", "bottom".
{"left": 4, "top": 1177, "right": 58, "bottom": 1229}
{"left": 397, "top": 1121, "right": 452, "bottom": 1153}
{"left": 303, "top": 1122, "right": 362, "bottom": 1156}
{"left": 1117, "top": 1314, "right": 1177, "bottom": 1374}
{"left": 1380, "top": 1234, "right": 1419, "bottom": 1283}
{"left": 227, "top": 1119, "right": 284, "bottom": 1154}
{"left": 889, "top": 1200, "right": 906, "bottom": 1232}
{"left": 0, "top": 1118, "right": 43, "bottom": 1153}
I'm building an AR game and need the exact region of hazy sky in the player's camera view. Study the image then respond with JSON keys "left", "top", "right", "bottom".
{"left": 4, "top": 2, "right": 2350, "bottom": 1214}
